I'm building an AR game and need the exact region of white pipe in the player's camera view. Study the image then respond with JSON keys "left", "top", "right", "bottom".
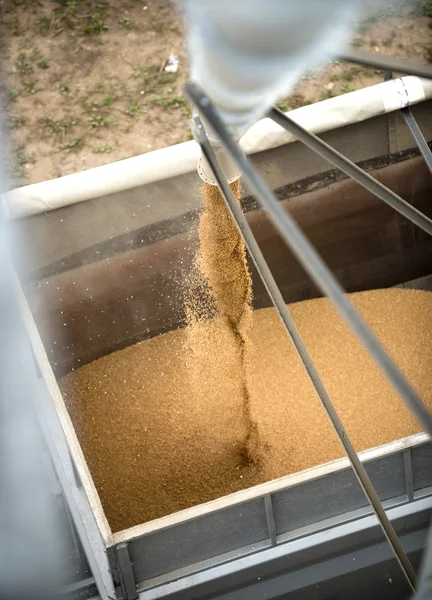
{"left": 3, "top": 76, "right": 431, "bottom": 219}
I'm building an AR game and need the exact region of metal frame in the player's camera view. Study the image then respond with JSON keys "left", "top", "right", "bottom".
{"left": 137, "top": 495, "right": 432, "bottom": 600}
{"left": 184, "top": 52, "right": 432, "bottom": 592}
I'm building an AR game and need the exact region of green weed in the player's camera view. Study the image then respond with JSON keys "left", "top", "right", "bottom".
{"left": 10, "top": 145, "right": 34, "bottom": 180}
{"left": 83, "top": 13, "right": 108, "bottom": 35}
{"left": 93, "top": 145, "right": 112, "bottom": 153}
{"left": 36, "top": 15, "right": 50, "bottom": 33}
{"left": 88, "top": 114, "right": 116, "bottom": 128}
{"left": 24, "top": 79, "right": 42, "bottom": 94}
{"left": 126, "top": 102, "right": 141, "bottom": 118}
{"left": 9, "top": 115, "right": 26, "bottom": 128}
{"left": 60, "top": 137, "right": 84, "bottom": 152}
{"left": 40, "top": 116, "right": 78, "bottom": 135}
{"left": 277, "top": 103, "right": 291, "bottom": 112}
{"left": 37, "top": 58, "right": 49, "bottom": 69}
{"left": 16, "top": 53, "right": 33, "bottom": 76}
{"left": 65, "top": 0, "right": 80, "bottom": 9}
{"left": 120, "top": 17, "right": 136, "bottom": 29}
{"left": 340, "top": 82, "right": 356, "bottom": 94}
{"left": 9, "top": 89, "right": 19, "bottom": 102}
{"left": 151, "top": 94, "right": 187, "bottom": 110}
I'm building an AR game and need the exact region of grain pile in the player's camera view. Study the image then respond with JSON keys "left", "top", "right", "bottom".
{"left": 185, "top": 182, "right": 260, "bottom": 466}
{"left": 61, "top": 288, "right": 432, "bottom": 532}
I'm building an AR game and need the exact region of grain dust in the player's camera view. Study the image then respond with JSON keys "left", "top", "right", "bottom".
{"left": 61, "top": 288, "right": 432, "bottom": 532}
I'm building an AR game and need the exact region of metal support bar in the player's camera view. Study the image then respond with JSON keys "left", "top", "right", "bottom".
{"left": 116, "top": 543, "right": 138, "bottom": 600}
{"left": 185, "top": 82, "right": 432, "bottom": 442}
{"left": 400, "top": 107, "right": 432, "bottom": 174}
{"left": 403, "top": 449, "right": 415, "bottom": 503}
{"left": 268, "top": 107, "right": 432, "bottom": 236}
{"left": 337, "top": 50, "right": 432, "bottom": 79}
{"left": 191, "top": 114, "right": 417, "bottom": 591}
{"left": 264, "top": 496, "right": 277, "bottom": 547}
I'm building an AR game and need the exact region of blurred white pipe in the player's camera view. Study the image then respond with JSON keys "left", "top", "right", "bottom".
{"left": 184, "top": 0, "right": 362, "bottom": 136}
{"left": 3, "top": 76, "right": 431, "bottom": 219}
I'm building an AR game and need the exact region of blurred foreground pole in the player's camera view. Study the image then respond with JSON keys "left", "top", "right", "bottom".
{"left": 0, "top": 123, "right": 63, "bottom": 600}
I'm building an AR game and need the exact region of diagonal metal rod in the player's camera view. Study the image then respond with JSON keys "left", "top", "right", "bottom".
{"left": 400, "top": 107, "right": 432, "bottom": 175}
{"left": 185, "top": 82, "right": 432, "bottom": 441}
{"left": 193, "top": 114, "right": 418, "bottom": 591}
{"left": 268, "top": 107, "right": 432, "bottom": 236}
{"left": 337, "top": 50, "right": 432, "bottom": 80}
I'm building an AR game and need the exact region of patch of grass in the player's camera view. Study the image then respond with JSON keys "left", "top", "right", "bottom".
{"left": 10, "top": 145, "right": 34, "bottom": 180}
{"left": 133, "top": 65, "right": 144, "bottom": 78}
{"left": 88, "top": 114, "right": 116, "bottom": 128}
{"left": 329, "top": 67, "right": 366, "bottom": 85}
{"left": 16, "top": 147, "right": 29, "bottom": 166}
{"left": 36, "top": 15, "right": 50, "bottom": 33}
{"left": 23, "top": 78, "right": 42, "bottom": 94}
{"left": 151, "top": 94, "right": 187, "bottom": 110}
{"left": 120, "top": 17, "right": 136, "bottom": 29}
{"left": 58, "top": 83, "right": 70, "bottom": 94}
{"left": 8, "top": 115, "right": 26, "bottom": 129}
{"left": 183, "top": 104, "right": 192, "bottom": 118}
{"left": 340, "top": 82, "right": 356, "bottom": 94}
{"left": 18, "top": 37, "right": 31, "bottom": 50}
{"left": 126, "top": 102, "right": 141, "bottom": 118}
{"left": 37, "top": 57, "right": 49, "bottom": 69}
{"left": 65, "top": 0, "right": 80, "bottom": 9}
{"left": 30, "top": 47, "right": 41, "bottom": 62}
{"left": 342, "top": 66, "right": 363, "bottom": 81}
{"left": 56, "top": 8, "right": 77, "bottom": 30}
{"left": 9, "top": 89, "right": 19, "bottom": 102}
{"left": 93, "top": 145, "right": 112, "bottom": 153}
{"left": 101, "top": 94, "right": 115, "bottom": 106}
{"left": 60, "top": 137, "right": 84, "bottom": 152}
{"left": 41, "top": 116, "right": 78, "bottom": 134}
{"left": 83, "top": 12, "right": 108, "bottom": 35}
{"left": 277, "top": 103, "right": 291, "bottom": 112}
{"left": 82, "top": 82, "right": 118, "bottom": 110}
{"left": 319, "top": 90, "right": 334, "bottom": 101}
{"left": 16, "top": 53, "right": 33, "bottom": 76}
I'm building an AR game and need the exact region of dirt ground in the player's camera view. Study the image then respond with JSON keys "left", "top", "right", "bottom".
{"left": 0, "top": 0, "right": 431, "bottom": 188}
